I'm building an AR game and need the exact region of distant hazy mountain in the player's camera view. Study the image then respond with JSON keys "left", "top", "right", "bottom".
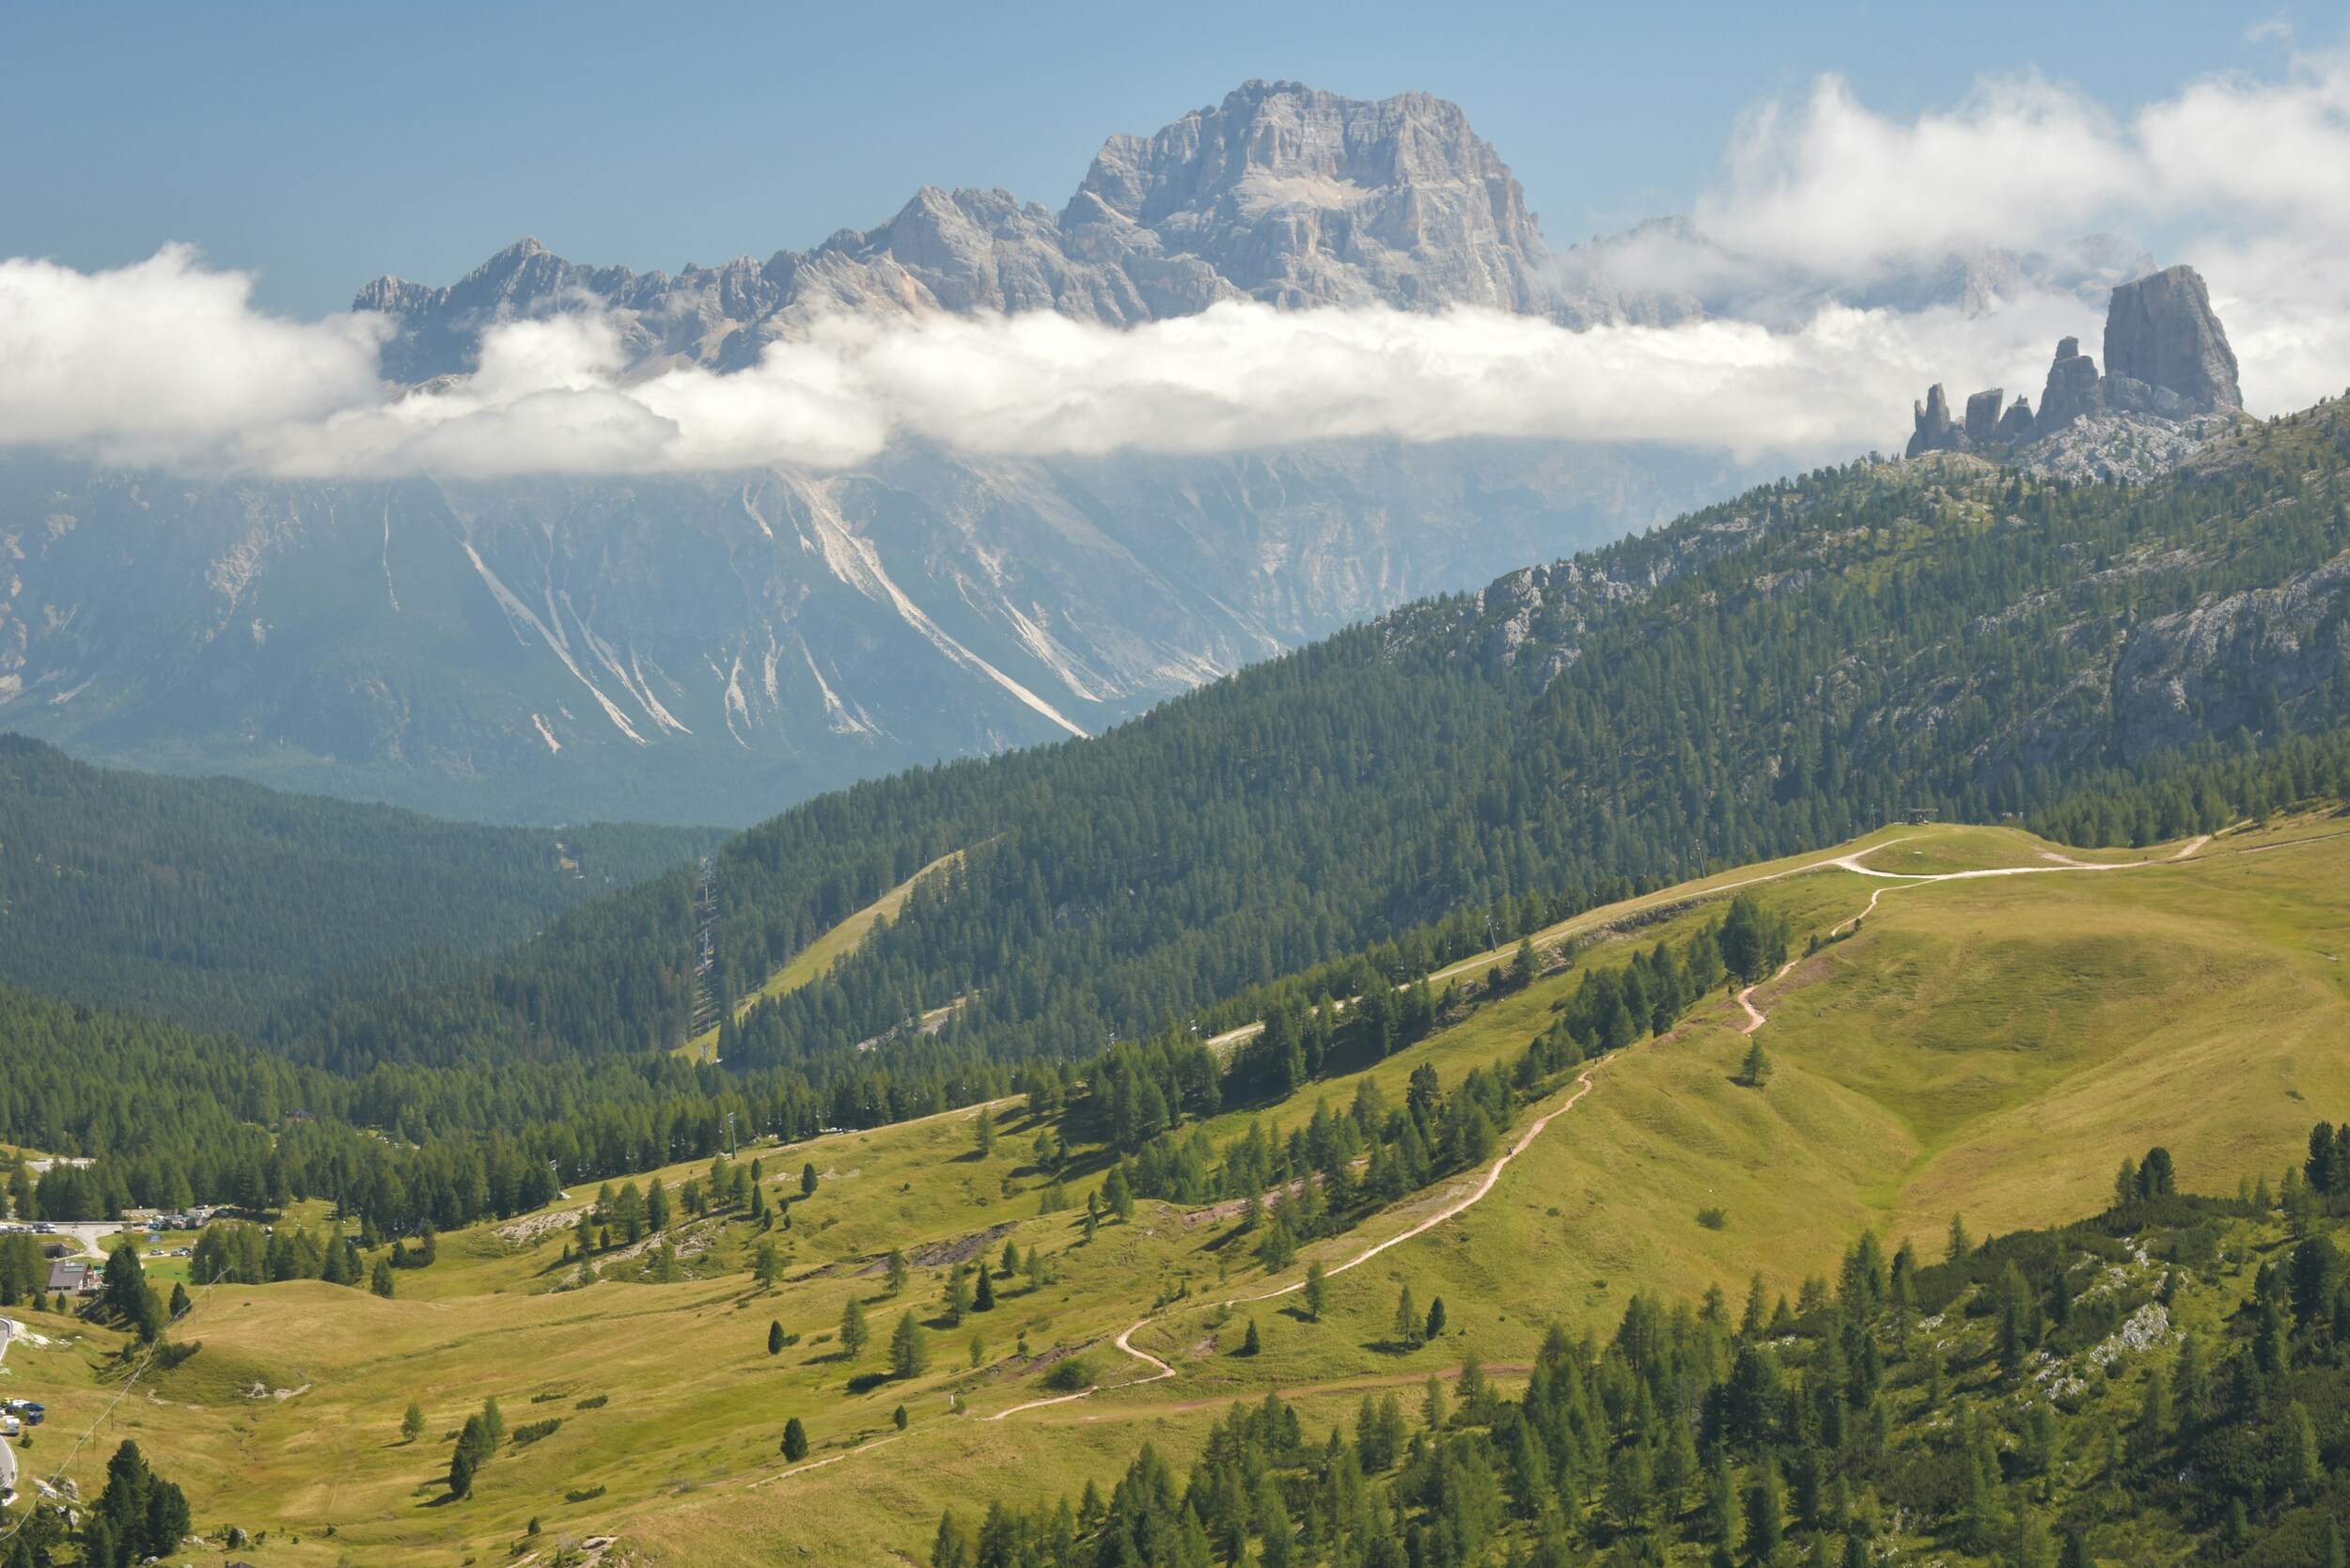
{"left": 0, "top": 80, "right": 2121, "bottom": 825}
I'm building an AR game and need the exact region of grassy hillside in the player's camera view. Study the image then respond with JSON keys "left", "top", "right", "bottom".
{"left": 0, "top": 735, "right": 718, "bottom": 1036}
{"left": 676, "top": 848, "right": 965, "bottom": 1064}
{"left": 8, "top": 812, "right": 2346, "bottom": 1564}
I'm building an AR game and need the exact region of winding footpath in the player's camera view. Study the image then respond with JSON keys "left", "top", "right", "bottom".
{"left": 1731, "top": 833, "right": 2212, "bottom": 1036}
{"left": 776, "top": 825, "right": 2229, "bottom": 1474}
{"left": 990, "top": 1065, "right": 1607, "bottom": 1420}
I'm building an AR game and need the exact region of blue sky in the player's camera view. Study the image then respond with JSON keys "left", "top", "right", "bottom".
{"left": 0, "top": 0, "right": 2317, "bottom": 315}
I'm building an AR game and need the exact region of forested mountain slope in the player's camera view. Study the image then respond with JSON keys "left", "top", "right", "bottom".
{"left": 0, "top": 737, "right": 717, "bottom": 1035}
{"left": 271, "top": 397, "right": 2350, "bottom": 1085}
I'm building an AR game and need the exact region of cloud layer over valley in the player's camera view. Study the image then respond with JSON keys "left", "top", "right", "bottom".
{"left": 4, "top": 49, "right": 2345, "bottom": 479}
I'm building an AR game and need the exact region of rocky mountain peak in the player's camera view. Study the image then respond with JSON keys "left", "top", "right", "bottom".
{"left": 1063, "top": 80, "right": 1554, "bottom": 315}
{"left": 1904, "top": 264, "right": 2243, "bottom": 464}
{"left": 2104, "top": 264, "right": 2241, "bottom": 414}
{"left": 355, "top": 82, "right": 1579, "bottom": 381}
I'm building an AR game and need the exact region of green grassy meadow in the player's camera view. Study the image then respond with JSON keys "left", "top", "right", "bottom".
{"left": 8, "top": 814, "right": 2348, "bottom": 1565}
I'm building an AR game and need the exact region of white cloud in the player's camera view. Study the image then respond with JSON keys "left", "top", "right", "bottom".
{"left": 0, "top": 245, "right": 386, "bottom": 462}
{"left": 4, "top": 279, "right": 2089, "bottom": 477}
{"left": 1680, "top": 46, "right": 2350, "bottom": 410}
{"left": 2, "top": 50, "right": 2346, "bottom": 478}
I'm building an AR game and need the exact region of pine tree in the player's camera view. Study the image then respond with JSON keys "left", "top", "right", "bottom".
{"left": 1745, "top": 1453, "right": 1786, "bottom": 1560}
{"left": 801, "top": 1163, "right": 819, "bottom": 1199}
{"left": 998, "top": 1239, "right": 1019, "bottom": 1278}
{"left": 841, "top": 1297, "right": 870, "bottom": 1358}
{"left": 768, "top": 1320, "right": 786, "bottom": 1356}
{"left": 1241, "top": 1317, "right": 1261, "bottom": 1356}
{"left": 1304, "top": 1260, "right": 1328, "bottom": 1321}
{"left": 947, "top": 1262, "right": 973, "bottom": 1325}
{"left": 369, "top": 1256, "right": 394, "bottom": 1298}
{"left": 973, "top": 1107, "right": 995, "bottom": 1156}
{"left": 894, "top": 1403, "right": 910, "bottom": 1431}
{"left": 932, "top": 1509, "right": 972, "bottom": 1568}
{"left": 1395, "top": 1285, "right": 1423, "bottom": 1348}
{"left": 1425, "top": 1295, "right": 1447, "bottom": 1340}
{"left": 168, "top": 1281, "right": 193, "bottom": 1318}
{"left": 401, "top": 1401, "right": 425, "bottom": 1442}
{"left": 1740, "top": 1039, "right": 1772, "bottom": 1088}
{"left": 887, "top": 1247, "right": 910, "bottom": 1296}
{"left": 753, "top": 1240, "right": 781, "bottom": 1287}
{"left": 781, "top": 1417, "right": 808, "bottom": 1462}
{"left": 891, "top": 1310, "right": 929, "bottom": 1378}
{"left": 1946, "top": 1213, "right": 1972, "bottom": 1262}
{"left": 447, "top": 1440, "right": 477, "bottom": 1498}
{"left": 974, "top": 1267, "right": 995, "bottom": 1312}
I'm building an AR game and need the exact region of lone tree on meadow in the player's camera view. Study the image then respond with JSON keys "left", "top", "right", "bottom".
{"left": 1395, "top": 1285, "right": 1423, "bottom": 1349}
{"left": 801, "top": 1163, "right": 819, "bottom": 1199}
{"left": 768, "top": 1320, "right": 786, "bottom": 1356}
{"left": 886, "top": 1247, "right": 911, "bottom": 1295}
{"left": 1740, "top": 1039, "right": 1772, "bottom": 1088}
{"left": 840, "top": 1296, "right": 870, "bottom": 1358}
{"left": 781, "top": 1417, "right": 808, "bottom": 1462}
{"left": 947, "top": 1262, "right": 974, "bottom": 1325}
{"left": 1304, "top": 1261, "right": 1328, "bottom": 1322}
{"left": 400, "top": 1401, "right": 426, "bottom": 1443}
{"left": 974, "top": 1106, "right": 995, "bottom": 1157}
{"left": 891, "top": 1310, "right": 930, "bottom": 1378}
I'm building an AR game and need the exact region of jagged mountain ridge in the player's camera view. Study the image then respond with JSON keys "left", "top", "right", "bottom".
{"left": 358, "top": 79, "right": 2146, "bottom": 384}
{"left": 358, "top": 81, "right": 1622, "bottom": 384}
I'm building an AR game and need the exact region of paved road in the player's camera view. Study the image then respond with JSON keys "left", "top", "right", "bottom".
{"left": 0, "top": 1318, "right": 19, "bottom": 1497}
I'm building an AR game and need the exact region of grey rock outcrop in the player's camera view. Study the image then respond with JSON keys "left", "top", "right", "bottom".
{"left": 2037, "top": 337, "right": 2104, "bottom": 431}
{"left": 1901, "top": 265, "right": 2242, "bottom": 459}
{"left": 1906, "top": 385, "right": 1969, "bottom": 457}
{"left": 2103, "top": 264, "right": 2241, "bottom": 414}
{"left": 1963, "top": 389, "right": 2004, "bottom": 444}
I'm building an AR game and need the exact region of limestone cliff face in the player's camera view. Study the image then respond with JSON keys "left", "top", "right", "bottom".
{"left": 2102, "top": 264, "right": 2242, "bottom": 416}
